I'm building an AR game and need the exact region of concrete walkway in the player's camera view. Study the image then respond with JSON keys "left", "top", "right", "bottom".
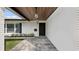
{"left": 11, "top": 36, "right": 57, "bottom": 51}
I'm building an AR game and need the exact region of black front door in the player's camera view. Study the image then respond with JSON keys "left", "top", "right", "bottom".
{"left": 39, "top": 23, "right": 45, "bottom": 36}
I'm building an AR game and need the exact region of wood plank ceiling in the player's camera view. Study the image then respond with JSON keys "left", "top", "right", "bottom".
{"left": 11, "top": 7, "right": 57, "bottom": 21}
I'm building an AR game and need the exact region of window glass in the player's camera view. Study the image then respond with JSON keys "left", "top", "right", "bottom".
{"left": 5, "top": 23, "right": 21, "bottom": 33}
{"left": 16, "top": 23, "right": 20, "bottom": 33}
{"left": 7, "top": 24, "right": 14, "bottom": 33}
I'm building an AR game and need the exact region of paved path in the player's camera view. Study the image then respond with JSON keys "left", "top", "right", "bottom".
{"left": 11, "top": 36, "right": 58, "bottom": 51}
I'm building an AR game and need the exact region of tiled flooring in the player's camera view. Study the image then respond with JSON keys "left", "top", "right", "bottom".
{"left": 11, "top": 36, "right": 58, "bottom": 51}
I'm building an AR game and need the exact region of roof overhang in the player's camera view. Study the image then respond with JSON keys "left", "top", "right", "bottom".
{"left": 11, "top": 7, "right": 57, "bottom": 21}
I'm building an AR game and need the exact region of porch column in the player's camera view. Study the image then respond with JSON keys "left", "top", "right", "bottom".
{"left": 0, "top": 8, "right": 4, "bottom": 51}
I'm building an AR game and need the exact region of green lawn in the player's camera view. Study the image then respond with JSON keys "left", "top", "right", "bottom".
{"left": 5, "top": 39, "right": 23, "bottom": 51}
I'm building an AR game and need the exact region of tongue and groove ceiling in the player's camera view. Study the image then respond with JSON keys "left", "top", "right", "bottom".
{"left": 11, "top": 7, "right": 57, "bottom": 21}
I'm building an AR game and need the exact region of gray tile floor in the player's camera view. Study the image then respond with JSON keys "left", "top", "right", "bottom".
{"left": 11, "top": 36, "right": 58, "bottom": 51}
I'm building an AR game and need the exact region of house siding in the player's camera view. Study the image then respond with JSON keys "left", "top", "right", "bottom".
{"left": 46, "top": 7, "right": 78, "bottom": 51}
{"left": 0, "top": 8, "right": 4, "bottom": 51}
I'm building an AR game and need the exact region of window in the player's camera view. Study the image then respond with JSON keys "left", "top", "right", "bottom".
{"left": 7, "top": 24, "right": 14, "bottom": 33}
{"left": 5, "top": 23, "right": 21, "bottom": 33}
{"left": 16, "top": 23, "right": 21, "bottom": 33}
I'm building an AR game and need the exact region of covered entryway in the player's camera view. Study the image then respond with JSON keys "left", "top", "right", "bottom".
{"left": 4, "top": 7, "right": 57, "bottom": 51}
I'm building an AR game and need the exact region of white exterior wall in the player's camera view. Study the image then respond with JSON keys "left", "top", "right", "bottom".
{"left": 5, "top": 21, "right": 39, "bottom": 36}
{"left": 22, "top": 21, "right": 39, "bottom": 36}
{"left": 46, "top": 7, "right": 79, "bottom": 51}
{"left": 5, "top": 21, "right": 46, "bottom": 37}
{"left": 0, "top": 8, "right": 4, "bottom": 51}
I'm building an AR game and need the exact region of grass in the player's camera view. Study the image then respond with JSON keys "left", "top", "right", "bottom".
{"left": 5, "top": 39, "right": 23, "bottom": 51}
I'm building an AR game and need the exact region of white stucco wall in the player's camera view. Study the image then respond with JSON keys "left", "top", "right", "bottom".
{"left": 46, "top": 7, "right": 79, "bottom": 51}
{"left": 0, "top": 8, "right": 4, "bottom": 51}
{"left": 22, "top": 21, "right": 39, "bottom": 36}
